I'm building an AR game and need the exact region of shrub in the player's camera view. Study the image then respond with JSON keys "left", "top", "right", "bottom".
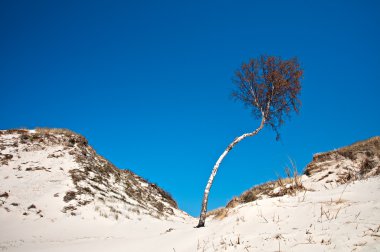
{"left": 0, "top": 192, "right": 9, "bottom": 198}
{"left": 27, "top": 204, "right": 36, "bottom": 210}
{"left": 359, "top": 158, "right": 376, "bottom": 176}
{"left": 62, "top": 205, "right": 77, "bottom": 213}
{"left": 63, "top": 191, "right": 76, "bottom": 202}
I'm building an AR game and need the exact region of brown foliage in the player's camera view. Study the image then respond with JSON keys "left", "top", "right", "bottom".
{"left": 233, "top": 55, "right": 303, "bottom": 139}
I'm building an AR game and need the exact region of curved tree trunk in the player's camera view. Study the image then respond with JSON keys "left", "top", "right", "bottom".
{"left": 196, "top": 118, "right": 265, "bottom": 228}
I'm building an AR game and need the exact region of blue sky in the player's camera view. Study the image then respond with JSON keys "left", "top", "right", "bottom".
{"left": 1, "top": 0, "right": 379, "bottom": 216}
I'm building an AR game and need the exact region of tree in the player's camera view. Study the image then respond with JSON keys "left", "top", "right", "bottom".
{"left": 196, "top": 55, "right": 303, "bottom": 228}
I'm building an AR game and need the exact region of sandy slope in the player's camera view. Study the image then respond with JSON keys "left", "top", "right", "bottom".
{"left": 0, "top": 129, "right": 184, "bottom": 222}
{"left": 1, "top": 176, "right": 379, "bottom": 251}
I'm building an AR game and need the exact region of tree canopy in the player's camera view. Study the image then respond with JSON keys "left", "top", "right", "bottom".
{"left": 232, "top": 55, "right": 303, "bottom": 139}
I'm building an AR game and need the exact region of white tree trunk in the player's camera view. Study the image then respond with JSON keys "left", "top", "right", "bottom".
{"left": 196, "top": 118, "right": 265, "bottom": 227}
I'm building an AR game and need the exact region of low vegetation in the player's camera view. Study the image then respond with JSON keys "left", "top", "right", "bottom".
{"left": 1, "top": 128, "right": 179, "bottom": 220}
{"left": 28, "top": 129, "right": 181, "bottom": 218}
{"left": 305, "top": 136, "right": 380, "bottom": 183}
{"left": 208, "top": 165, "right": 305, "bottom": 219}
{"left": 337, "top": 136, "right": 380, "bottom": 159}
{"left": 0, "top": 192, "right": 9, "bottom": 199}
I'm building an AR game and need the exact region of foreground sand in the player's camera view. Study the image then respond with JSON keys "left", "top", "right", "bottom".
{"left": 1, "top": 176, "right": 379, "bottom": 251}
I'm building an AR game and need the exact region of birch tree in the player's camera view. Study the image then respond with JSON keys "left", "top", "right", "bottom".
{"left": 196, "top": 55, "right": 303, "bottom": 228}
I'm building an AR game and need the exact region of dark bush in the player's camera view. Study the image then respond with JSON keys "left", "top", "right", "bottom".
{"left": 27, "top": 204, "right": 36, "bottom": 210}
{"left": 62, "top": 205, "right": 77, "bottom": 213}
{"left": 0, "top": 192, "right": 9, "bottom": 198}
{"left": 63, "top": 191, "right": 76, "bottom": 202}
{"left": 3, "top": 154, "right": 13, "bottom": 160}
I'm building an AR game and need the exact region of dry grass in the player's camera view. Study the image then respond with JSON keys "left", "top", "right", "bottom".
{"left": 336, "top": 136, "right": 380, "bottom": 159}
{"left": 150, "top": 183, "right": 178, "bottom": 209}
{"left": 3, "top": 129, "right": 29, "bottom": 134}
{"left": 207, "top": 208, "right": 229, "bottom": 219}
{"left": 208, "top": 163, "right": 305, "bottom": 220}
{"left": 153, "top": 201, "right": 165, "bottom": 213}
{"left": 359, "top": 158, "right": 376, "bottom": 176}
{"left": 7, "top": 128, "right": 89, "bottom": 151}
{"left": 64, "top": 143, "right": 179, "bottom": 218}
{"left": 3, "top": 127, "right": 179, "bottom": 219}
{"left": 231, "top": 163, "right": 304, "bottom": 206}
{"left": 35, "top": 128, "right": 78, "bottom": 136}
{"left": 310, "top": 136, "right": 380, "bottom": 165}
{"left": 305, "top": 136, "right": 380, "bottom": 183}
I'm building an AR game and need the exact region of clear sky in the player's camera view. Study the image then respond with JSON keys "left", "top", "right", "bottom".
{"left": 1, "top": 0, "right": 379, "bottom": 216}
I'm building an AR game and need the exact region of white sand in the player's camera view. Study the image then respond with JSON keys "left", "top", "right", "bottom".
{"left": 1, "top": 176, "right": 379, "bottom": 251}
